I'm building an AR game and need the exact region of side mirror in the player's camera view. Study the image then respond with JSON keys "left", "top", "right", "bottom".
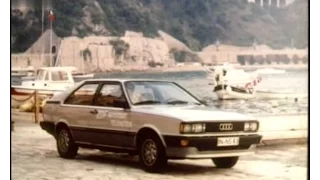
{"left": 114, "top": 99, "right": 130, "bottom": 109}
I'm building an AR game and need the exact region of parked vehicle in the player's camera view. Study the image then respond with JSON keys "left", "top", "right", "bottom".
{"left": 40, "top": 79, "right": 262, "bottom": 172}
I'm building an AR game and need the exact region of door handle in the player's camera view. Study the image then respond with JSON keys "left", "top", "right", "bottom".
{"left": 90, "top": 109, "right": 98, "bottom": 114}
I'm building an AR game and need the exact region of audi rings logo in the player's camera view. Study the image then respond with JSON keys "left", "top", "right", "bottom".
{"left": 219, "top": 123, "right": 233, "bottom": 131}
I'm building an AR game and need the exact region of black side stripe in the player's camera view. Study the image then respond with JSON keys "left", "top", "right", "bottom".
{"left": 46, "top": 101, "right": 61, "bottom": 104}
{"left": 69, "top": 126, "right": 136, "bottom": 136}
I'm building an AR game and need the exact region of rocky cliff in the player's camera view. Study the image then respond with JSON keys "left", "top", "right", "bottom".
{"left": 11, "top": 0, "right": 308, "bottom": 53}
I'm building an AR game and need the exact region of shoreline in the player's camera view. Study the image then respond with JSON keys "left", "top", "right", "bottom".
{"left": 96, "top": 64, "right": 308, "bottom": 74}
{"left": 11, "top": 64, "right": 308, "bottom": 75}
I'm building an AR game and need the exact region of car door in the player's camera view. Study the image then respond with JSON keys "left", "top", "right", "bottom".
{"left": 90, "top": 82, "right": 134, "bottom": 148}
{"left": 60, "top": 81, "right": 102, "bottom": 144}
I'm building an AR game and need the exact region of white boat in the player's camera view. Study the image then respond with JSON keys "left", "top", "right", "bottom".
{"left": 20, "top": 67, "right": 95, "bottom": 81}
{"left": 206, "top": 64, "right": 261, "bottom": 100}
{"left": 11, "top": 66, "right": 78, "bottom": 107}
{"left": 205, "top": 63, "right": 247, "bottom": 80}
{"left": 214, "top": 84, "right": 256, "bottom": 100}
{"left": 254, "top": 68, "right": 286, "bottom": 75}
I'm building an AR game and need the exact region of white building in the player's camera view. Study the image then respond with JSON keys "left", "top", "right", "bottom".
{"left": 247, "top": 0, "right": 296, "bottom": 8}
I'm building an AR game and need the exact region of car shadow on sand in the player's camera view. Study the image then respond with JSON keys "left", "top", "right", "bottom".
{"left": 75, "top": 151, "right": 226, "bottom": 175}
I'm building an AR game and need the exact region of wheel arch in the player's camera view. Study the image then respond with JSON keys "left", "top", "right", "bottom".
{"left": 54, "top": 119, "right": 73, "bottom": 138}
{"left": 134, "top": 125, "right": 167, "bottom": 148}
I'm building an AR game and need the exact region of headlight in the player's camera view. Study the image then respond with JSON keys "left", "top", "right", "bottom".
{"left": 244, "top": 122, "right": 258, "bottom": 131}
{"left": 180, "top": 123, "right": 206, "bottom": 133}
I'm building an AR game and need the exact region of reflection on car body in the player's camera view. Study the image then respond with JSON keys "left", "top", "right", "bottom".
{"left": 40, "top": 79, "right": 262, "bottom": 173}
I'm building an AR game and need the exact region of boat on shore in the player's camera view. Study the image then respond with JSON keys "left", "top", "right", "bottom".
{"left": 19, "top": 66, "right": 94, "bottom": 82}
{"left": 11, "top": 66, "right": 78, "bottom": 108}
{"left": 205, "top": 64, "right": 261, "bottom": 100}
{"left": 206, "top": 64, "right": 306, "bottom": 100}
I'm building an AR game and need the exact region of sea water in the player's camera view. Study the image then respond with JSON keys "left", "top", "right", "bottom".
{"left": 11, "top": 69, "right": 308, "bottom": 116}
{"left": 95, "top": 69, "right": 308, "bottom": 116}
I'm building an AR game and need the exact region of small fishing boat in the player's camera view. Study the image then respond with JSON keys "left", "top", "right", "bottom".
{"left": 214, "top": 84, "right": 256, "bottom": 100}
{"left": 11, "top": 66, "right": 78, "bottom": 107}
{"left": 20, "top": 67, "right": 94, "bottom": 81}
{"left": 205, "top": 64, "right": 261, "bottom": 100}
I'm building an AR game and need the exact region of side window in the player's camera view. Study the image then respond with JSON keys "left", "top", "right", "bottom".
{"left": 94, "top": 84, "right": 125, "bottom": 107}
{"left": 64, "top": 83, "right": 99, "bottom": 105}
{"left": 52, "top": 71, "right": 68, "bottom": 81}
{"left": 44, "top": 72, "right": 49, "bottom": 81}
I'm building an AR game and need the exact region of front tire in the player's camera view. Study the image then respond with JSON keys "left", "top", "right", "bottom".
{"left": 138, "top": 135, "right": 167, "bottom": 173}
{"left": 56, "top": 127, "right": 78, "bottom": 159}
{"left": 212, "top": 157, "right": 239, "bottom": 168}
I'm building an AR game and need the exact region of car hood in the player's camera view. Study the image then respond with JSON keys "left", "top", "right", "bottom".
{"left": 132, "top": 105, "right": 256, "bottom": 122}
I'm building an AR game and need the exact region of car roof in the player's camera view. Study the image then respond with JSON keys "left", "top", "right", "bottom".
{"left": 83, "top": 78, "right": 175, "bottom": 83}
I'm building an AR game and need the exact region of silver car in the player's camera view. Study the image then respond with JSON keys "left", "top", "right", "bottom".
{"left": 40, "top": 79, "right": 262, "bottom": 172}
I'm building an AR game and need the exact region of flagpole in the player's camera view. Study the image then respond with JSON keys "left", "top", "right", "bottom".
{"left": 48, "top": 10, "right": 56, "bottom": 67}
{"left": 41, "top": 0, "right": 44, "bottom": 66}
{"left": 41, "top": 0, "right": 44, "bottom": 34}
{"left": 50, "top": 19, "right": 53, "bottom": 66}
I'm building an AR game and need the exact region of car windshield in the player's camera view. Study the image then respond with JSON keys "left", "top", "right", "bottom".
{"left": 124, "top": 81, "right": 201, "bottom": 106}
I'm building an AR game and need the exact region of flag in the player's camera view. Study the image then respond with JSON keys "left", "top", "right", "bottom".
{"left": 48, "top": 10, "right": 55, "bottom": 22}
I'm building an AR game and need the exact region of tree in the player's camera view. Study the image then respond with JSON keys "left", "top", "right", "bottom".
{"left": 91, "top": 12, "right": 103, "bottom": 25}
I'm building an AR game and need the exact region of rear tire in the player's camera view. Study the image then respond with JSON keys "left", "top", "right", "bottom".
{"left": 212, "top": 157, "right": 239, "bottom": 168}
{"left": 56, "top": 127, "right": 78, "bottom": 159}
{"left": 138, "top": 135, "right": 167, "bottom": 173}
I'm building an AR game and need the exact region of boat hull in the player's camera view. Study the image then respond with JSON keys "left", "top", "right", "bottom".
{"left": 213, "top": 85, "right": 256, "bottom": 100}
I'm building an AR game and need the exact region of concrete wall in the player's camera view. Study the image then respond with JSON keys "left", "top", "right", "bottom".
{"left": 54, "top": 35, "right": 175, "bottom": 72}
{"left": 11, "top": 54, "right": 54, "bottom": 69}
{"left": 258, "top": 114, "right": 308, "bottom": 144}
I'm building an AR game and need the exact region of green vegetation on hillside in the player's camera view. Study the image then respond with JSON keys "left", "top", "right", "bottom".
{"left": 11, "top": 0, "right": 308, "bottom": 53}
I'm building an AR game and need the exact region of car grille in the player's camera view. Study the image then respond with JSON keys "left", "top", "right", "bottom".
{"left": 205, "top": 122, "right": 244, "bottom": 133}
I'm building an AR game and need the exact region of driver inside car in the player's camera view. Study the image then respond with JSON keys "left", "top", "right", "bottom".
{"left": 126, "top": 83, "right": 142, "bottom": 104}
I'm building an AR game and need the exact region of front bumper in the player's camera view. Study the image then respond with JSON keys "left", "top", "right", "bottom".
{"left": 163, "top": 134, "right": 262, "bottom": 159}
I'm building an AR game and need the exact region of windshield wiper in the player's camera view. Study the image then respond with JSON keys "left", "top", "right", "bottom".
{"left": 134, "top": 100, "right": 162, "bottom": 105}
{"left": 166, "top": 100, "right": 189, "bottom": 105}
{"left": 167, "top": 100, "right": 203, "bottom": 105}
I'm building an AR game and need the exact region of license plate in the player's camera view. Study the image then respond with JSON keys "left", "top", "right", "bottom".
{"left": 217, "top": 137, "right": 240, "bottom": 147}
